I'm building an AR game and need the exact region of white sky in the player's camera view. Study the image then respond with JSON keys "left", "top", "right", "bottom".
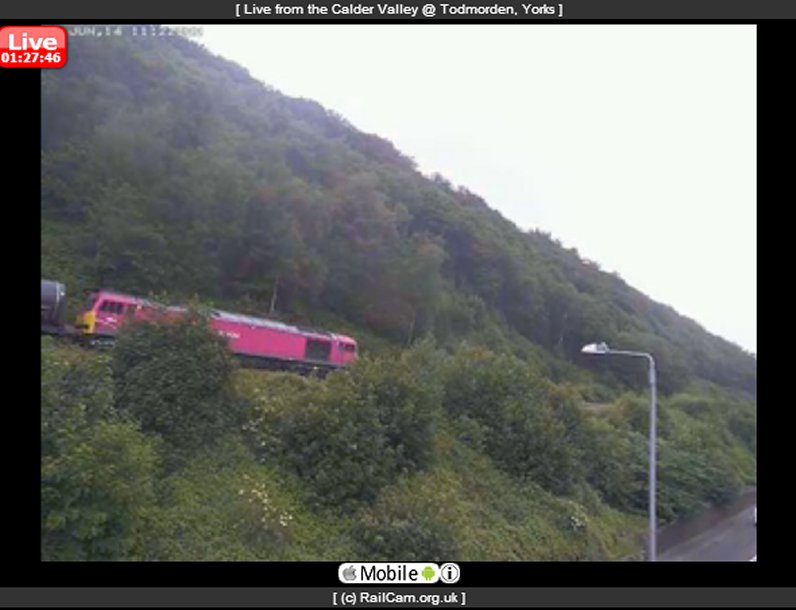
{"left": 194, "top": 24, "right": 756, "bottom": 354}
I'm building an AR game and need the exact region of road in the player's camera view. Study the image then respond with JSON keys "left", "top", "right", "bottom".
{"left": 659, "top": 505, "right": 756, "bottom": 561}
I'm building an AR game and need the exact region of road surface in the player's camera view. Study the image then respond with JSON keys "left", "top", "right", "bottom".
{"left": 659, "top": 505, "right": 756, "bottom": 561}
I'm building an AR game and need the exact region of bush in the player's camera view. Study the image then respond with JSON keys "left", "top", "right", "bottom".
{"left": 442, "top": 346, "right": 581, "bottom": 494}
{"left": 152, "top": 438, "right": 303, "bottom": 560}
{"left": 41, "top": 337, "right": 114, "bottom": 448}
{"left": 655, "top": 409, "right": 745, "bottom": 520}
{"left": 727, "top": 403, "right": 756, "bottom": 455}
{"left": 41, "top": 339, "right": 159, "bottom": 560}
{"left": 355, "top": 474, "right": 461, "bottom": 562}
{"left": 253, "top": 343, "right": 443, "bottom": 509}
{"left": 580, "top": 417, "right": 646, "bottom": 512}
{"left": 111, "top": 312, "right": 245, "bottom": 462}
{"left": 615, "top": 392, "right": 673, "bottom": 439}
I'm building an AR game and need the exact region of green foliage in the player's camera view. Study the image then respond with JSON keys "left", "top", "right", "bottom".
{"left": 652, "top": 398, "right": 752, "bottom": 518}
{"left": 442, "top": 346, "right": 580, "bottom": 495}
{"left": 355, "top": 473, "right": 462, "bottom": 562}
{"left": 41, "top": 420, "right": 160, "bottom": 560}
{"left": 152, "top": 438, "right": 298, "bottom": 560}
{"left": 354, "top": 429, "right": 644, "bottom": 561}
{"left": 251, "top": 343, "right": 443, "bottom": 509}
{"left": 140, "top": 435, "right": 355, "bottom": 560}
{"left": 111, "top": 312, "right": 245, "bottom": 462}
{"left": 41, "top": 339, "right": 159, "bottom": 560}
{"left": 614, "top": 392, "right": 673, "bottom": 439}
{"left": 580, "top": 390, "right": 756, "bottom": 521}
{"left": 727, "top": 402, "right": 757, "bottom": 455}
{"left": 41, "top": 338, "right": 114, "bottom": 444}
{"left": 41, "top": 335, "right": 753, "bottom": 560}
{"left": 579, "top": 417, "right": 648, "bottom": 513}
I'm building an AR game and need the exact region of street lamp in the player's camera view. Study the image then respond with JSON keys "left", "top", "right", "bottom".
{"left": 581, "top": 342, "right": 657, "bottom": 561}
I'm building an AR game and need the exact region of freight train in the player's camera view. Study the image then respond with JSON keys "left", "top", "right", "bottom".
{"left": 41, "top": 279, "right": 358, "bottom": 373}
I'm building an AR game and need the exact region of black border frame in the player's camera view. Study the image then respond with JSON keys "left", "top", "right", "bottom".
{"left": 1, "top": 10, "right": 781, "bottom": 604}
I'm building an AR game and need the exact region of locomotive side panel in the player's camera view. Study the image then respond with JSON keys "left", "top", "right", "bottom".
{"left": 211, "top": 318, "right": 307, "bottom": 361}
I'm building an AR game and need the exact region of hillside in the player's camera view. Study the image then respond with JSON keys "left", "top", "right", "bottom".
{"left": 40, "top": 27, "right": 756, "bottom": 561}
{"left": 41, "top": 28, "right": 755, "bottom": 397}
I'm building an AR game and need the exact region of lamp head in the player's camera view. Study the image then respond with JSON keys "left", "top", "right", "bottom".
{"left": 581, "top": 342, "right": 609, "bottom": 355}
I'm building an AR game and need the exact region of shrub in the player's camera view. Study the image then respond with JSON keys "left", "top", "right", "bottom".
{"left": 152, "top": 438, "right": 301, "bottom": 560}
{"left": 41, "top": 340, "right": 159, "bottom": 560}
{"left": 111, "top": 312, "right": 245, "bottom": 462}
{"left": 442, "top": 346, "right": 581, "bottom": 495}
{"left": 254, "top": 343, "right": 444, "bottom": 509}
{"left": 355, "top": 474, "right": 461, "bottom": 562}
{"left": 580, "top": 417, "right": 646, "bottom": 512}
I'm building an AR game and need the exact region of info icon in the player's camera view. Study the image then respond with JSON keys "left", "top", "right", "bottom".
{"left": 439, "top": 563, "right": 460, "bottom": 584}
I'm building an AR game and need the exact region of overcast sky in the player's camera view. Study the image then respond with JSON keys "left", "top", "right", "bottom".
{"left": 195, "top": 25, "right": 756, "bottom": 354}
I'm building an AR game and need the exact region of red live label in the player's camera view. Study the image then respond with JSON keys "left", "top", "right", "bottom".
{"left": 0, "top": 26, "right": 67, "bottom": 68}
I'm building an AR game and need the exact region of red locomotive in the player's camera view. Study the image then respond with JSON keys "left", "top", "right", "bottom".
{"left": 42, "top": 280, "right": 358, "bottom": 372}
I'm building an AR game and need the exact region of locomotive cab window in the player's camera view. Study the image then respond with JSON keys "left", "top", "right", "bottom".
{"left": 305, "top": 339, "right": 332, "bottom": 362}
{"left": 99, "top": 301, "right": 125, "bottom": 314}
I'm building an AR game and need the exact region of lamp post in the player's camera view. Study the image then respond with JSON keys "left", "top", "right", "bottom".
{"left": 581, "top": 342, "right": 657, "bottom": 561}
